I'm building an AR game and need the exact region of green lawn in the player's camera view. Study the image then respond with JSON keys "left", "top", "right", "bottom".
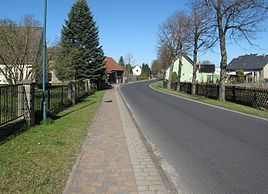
{"left": 152, "top": 81, "right": 268, "bottom": 119}
{"left": 0, "top": 90, "right": 104, "bottom": 194}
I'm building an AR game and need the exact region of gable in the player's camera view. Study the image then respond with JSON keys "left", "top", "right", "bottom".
{"left": 105, "top": 57, "right": 124, "bottom": 72}
{"left": 133, "top": 66, "right": 141, "bottom": 71}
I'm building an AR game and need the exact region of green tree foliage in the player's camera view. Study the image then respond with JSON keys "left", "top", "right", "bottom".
{"left": 57, "top": 0, "right": 105, "bottom": 82}
{"left": 171, "top": 72, "right": 178, "bottom": 84}
{"left": 118, "top": 56, "right": 125, "bottom": 67}
{"left": 236, "top": 69, "right": 244, "bottom": 83}
{"left": 140, "top": 63, "right": 151, "bottom": 79}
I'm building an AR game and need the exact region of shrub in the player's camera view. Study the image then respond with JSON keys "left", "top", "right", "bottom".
{"left": 236, "top": 69, "right": 244, "bottom": 83}
{"left": 171, "top": 72, "right": 178, "bottom": 83}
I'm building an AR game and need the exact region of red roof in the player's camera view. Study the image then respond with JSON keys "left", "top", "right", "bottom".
{"left": 105, "top": 57, "right": 124, "bottom": 72}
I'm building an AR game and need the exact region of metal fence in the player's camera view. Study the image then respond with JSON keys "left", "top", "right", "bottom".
{"left": 163, "top": 80, "right": 268, "bottom": 110}
{"left": 35, "top": 85, "right": 71, "bottom": 115}
{"left": 75, "top": 81, "right": 87, "bottom": 99}
{"left": 0, "top": 85, "right": 21, "bottom": 125}
{"left": 0, "top": 80, "right": 94, "bottom": 129}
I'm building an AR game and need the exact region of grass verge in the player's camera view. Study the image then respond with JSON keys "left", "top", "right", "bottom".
{"left": 151, "top": 81, "right": 268, "bottom": 120}
{"left": 0, "top": 90, "right": 104, "bottom": 194}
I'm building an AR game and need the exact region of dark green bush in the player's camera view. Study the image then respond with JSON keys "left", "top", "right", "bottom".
{"left": 171, "top": 72, "right": 178, "bottom": 83}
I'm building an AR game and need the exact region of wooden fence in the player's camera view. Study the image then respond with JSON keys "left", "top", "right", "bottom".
{"left": 163, "top": 81, "right": 268, "bottom": 110}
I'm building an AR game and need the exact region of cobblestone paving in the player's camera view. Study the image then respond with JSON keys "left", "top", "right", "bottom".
{"left": 64, "top": 88, "right": 137, "bottom": 194}
{"left": 116, "top": 88, "right": 169, "bottom": 194}
{"left": 64, "top": 86, "right": 168, "bottom": 194}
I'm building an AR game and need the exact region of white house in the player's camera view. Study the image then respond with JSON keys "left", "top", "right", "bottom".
{"left": 132, "top": 66, "right": 142, "bottom": 76}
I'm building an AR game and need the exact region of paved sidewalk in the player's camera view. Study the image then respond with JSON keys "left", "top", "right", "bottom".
{"left": 64, "top": 86, "right": 169, "bottom": 194}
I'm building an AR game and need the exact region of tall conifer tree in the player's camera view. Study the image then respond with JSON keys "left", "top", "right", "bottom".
{"left": 118, "top": 56, "right": 125, "bottom": 67}
{"left": 59, "top": 0, "right": 105, "bottom": 82}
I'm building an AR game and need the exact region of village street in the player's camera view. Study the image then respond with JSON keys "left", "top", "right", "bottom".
{"left": 120, "top": 80, "right": 268, "bottom": 194}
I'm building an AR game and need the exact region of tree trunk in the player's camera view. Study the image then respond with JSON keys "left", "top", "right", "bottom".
{"left": 176, "top": 52, "right": 182, "bottom": 92}
{"left": 217, "top": 11, "right": 227, "bottom": 101}
{"left": 167, "top": 61, "right": 174, "bottom": 89}
{"left": 191, "top": 40, "right": 198, "bottom": 95}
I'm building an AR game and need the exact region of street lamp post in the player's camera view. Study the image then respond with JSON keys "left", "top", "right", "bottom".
{"left": 42, "top": 0, "right": 47, "bottom": 120}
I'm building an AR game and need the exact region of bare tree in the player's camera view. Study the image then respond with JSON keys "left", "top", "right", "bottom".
{"left": 0, "top": 15, "right": 42, "bottom": 84}
{"left": 188, "top": 0, "right": 215, "bottom": 94}
{"left": 158, "top": 11, "right": 191, "bottom": 91}
{"left": 124, "top": 53, "right": 134, "bottom": 78}
{"left": 157, "top": 45, "right": 173, "bottom": 75}
{"left": 205, "top": 0, "right": 268, "bottom": 101}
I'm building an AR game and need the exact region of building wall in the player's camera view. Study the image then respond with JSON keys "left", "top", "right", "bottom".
{"left": 165, "top": 56, "right": 193, "bottom": 82}
{"left": 0, "top": 64, "right": 7, "bottom": 84}
{"left": 133, "top": 66, "right": 142, "bottom": 76}
{"left": 0, "top": 64, "right": 35, "bottom": 85}
{"left": 165, "top": 57, "right": 219, "bottom": 83}
{"left": 263, "top": 64, "right": 268, "bottom": 81}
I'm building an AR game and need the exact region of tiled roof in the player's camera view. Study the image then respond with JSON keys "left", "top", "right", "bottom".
{"left": 227, "top": 54, "right": 268, "bottom": 71}
{"left": 105, "top": 57, "right": 124, "bottom": 72}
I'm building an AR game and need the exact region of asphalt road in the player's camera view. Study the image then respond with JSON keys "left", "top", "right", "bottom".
{"left": 119, "top": 80, "right": 268, "bottom": 194}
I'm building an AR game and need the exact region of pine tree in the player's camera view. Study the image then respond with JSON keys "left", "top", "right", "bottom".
{"left": 59, "top": 0, "right": 105, "bottom": 82}
{"left": 118, "top": 56, "right": 125, "bottom": 67}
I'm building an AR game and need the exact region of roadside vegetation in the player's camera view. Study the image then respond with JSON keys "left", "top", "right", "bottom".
{"left": 0, "top": 91, "right": 104, "bottom": 193}
{"left": 152, "top": 81, "right": 268, "bottom": 119}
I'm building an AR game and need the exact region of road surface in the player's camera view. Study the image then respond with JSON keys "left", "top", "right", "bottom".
{"left": 119, "top": 80, "right": 268, "bottom": 194}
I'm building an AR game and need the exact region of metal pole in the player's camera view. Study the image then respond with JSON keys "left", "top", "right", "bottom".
{"left": 42, "top": 0, "right": 47, "bottom": 120}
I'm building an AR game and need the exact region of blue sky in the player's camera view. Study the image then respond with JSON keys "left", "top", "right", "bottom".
{"left": 0, "top": 0, "right": 267, "bottom": 66}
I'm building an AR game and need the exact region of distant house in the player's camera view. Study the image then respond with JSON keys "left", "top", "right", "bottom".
{"left": 226, "top": 54, "right": 268, "bottom": 83}
{"left": 165, "top": 55, "right": 219, "bottom": 83}
{"left": 132, "top": 66, "right": 142, "bottom": 76}
{"left": 105, "top": 57, "right": 124, "bottom": 83}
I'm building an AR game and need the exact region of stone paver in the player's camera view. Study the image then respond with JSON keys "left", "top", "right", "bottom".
{"left": 64, "top": 86, "right": 169, "bottom": 194}
{"left": 116, "top": 88, "right": 169, "bottom": 194}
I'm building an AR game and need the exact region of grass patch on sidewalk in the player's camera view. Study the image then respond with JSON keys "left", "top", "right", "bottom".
{"left": 0, "top": 91, "right": 104, "bottom": 194}
{"left": 152, "top": 81, "right": 268, "bottom": 119}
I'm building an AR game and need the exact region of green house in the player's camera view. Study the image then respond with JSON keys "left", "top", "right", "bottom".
{"left": 165, "top": 55, "right": 220, "bottom": 84}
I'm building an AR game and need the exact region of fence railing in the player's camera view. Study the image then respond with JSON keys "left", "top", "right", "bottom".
{"left": 163, "top": 81, "right": 268, "bottom": 110}
{"left": 35, "top": 85, "right": 71, "bottom": 115}
{"left": 0, "top": 85, "right": 21, "bottom": 125}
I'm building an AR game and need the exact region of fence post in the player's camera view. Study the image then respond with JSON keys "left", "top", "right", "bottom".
{"left": 18, "top": 85, "right": 24, "bottom": 118}
{"left": 47, "top": 89, "right": 51, "bottom": 110}
{"left": 205, "top": 83, "right": 208, "bottom": 97}
{"left": 18, "top": 80, "right": 35, "bottom": 126}
{"left": 68, "top": 81, "right": 76, "bottom": 105}
{"left": 232, "top": 86, "right": 236, "bottom": 101}
{"left": 217, "top": 85, "right": 220, "bottom": 99}
{"left": 61, "top": 86, "right": 64, "bottom": 105}
{"left": 84, "top": 79, "right": 90, "bottom": 95}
